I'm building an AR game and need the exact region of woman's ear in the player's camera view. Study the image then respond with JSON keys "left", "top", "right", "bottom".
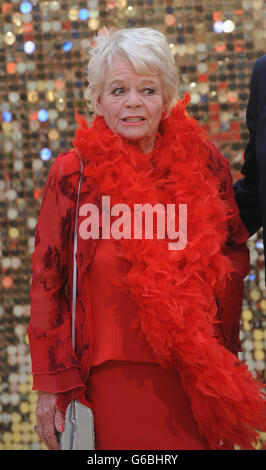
{"left": 95, "top": 94, "right": 103, "bottom": 116}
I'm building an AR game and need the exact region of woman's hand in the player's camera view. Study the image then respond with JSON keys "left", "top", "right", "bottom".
{"left": 35, "top": 391, "right": 65, "bottom": 450}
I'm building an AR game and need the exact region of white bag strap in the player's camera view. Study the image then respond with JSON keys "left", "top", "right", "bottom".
{"left": 60, "top": 151, "right": 95, "bottom": 451}
{"left": 72, "top": 149, "right": 83, "bottom": 351}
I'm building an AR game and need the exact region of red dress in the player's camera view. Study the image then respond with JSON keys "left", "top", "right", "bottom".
{"left": 87, "top": 238, "right": 210, "bottom": 449}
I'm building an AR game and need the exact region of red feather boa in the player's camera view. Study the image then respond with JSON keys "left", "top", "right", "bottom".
{"left": 73, "top": 93, "right": 266, "bottom": 450}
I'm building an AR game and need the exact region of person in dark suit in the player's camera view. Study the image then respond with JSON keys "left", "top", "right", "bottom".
{"left": 234, "top": 55, "right": 266, "bottom": 277}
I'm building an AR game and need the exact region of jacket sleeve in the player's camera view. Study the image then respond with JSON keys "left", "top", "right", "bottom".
{"left": 234, "top": 59, "right": 262, "bottom": 235}
{"left": 207, "top": 141, "right": 250, "bottom": 355}
{"left": 27, "top": 151, "right": 86, "bottom": 404}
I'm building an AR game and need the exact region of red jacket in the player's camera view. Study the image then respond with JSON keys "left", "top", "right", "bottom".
{"left": 28, "top": 146, "right": 250, "bottom": 415}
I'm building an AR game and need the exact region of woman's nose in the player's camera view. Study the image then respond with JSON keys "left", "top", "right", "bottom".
{"left": 125, "top": 89, "right": 141, "bottom": 107}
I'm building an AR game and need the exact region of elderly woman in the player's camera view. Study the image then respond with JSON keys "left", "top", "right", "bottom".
{"left": 28, "top": 27, "right": 265, "bottom": 451}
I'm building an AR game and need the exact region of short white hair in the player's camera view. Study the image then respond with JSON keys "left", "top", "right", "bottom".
{"left": 85, "top": 27, "right": 179, "bottom": 117}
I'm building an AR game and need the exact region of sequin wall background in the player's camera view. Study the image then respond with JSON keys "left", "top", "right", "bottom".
{"left": 0, "top": 0, "right": 266, "bottom": 450}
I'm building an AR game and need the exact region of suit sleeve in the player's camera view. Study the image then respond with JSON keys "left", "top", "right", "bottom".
{"left": 27, "top": 152, "right": 86, "bottom": 405}
{"left": 234, "top": 59, "right": 262, "bottom": 235}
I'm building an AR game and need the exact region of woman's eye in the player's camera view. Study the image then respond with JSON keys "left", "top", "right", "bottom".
{"left": 112, "top": 87, "right": 124, "bottom": 95}
{"left": 143, "top": 88, "right": 155, "bottom": 95}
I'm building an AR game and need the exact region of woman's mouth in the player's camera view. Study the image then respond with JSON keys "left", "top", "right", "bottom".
{"left": 120, "top": 116, "right": 146, "bottom": 125}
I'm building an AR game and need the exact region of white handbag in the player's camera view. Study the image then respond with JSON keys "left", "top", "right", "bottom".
{"left": 59, "top": 151, "right": 95, "bottom": 450}
{"left": 60, "top": 401, "right": 95, "bottom": 450}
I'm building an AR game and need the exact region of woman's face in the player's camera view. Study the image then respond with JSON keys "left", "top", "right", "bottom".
{"left": 96, "top": 54, "right": 165, "bottom": 153}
